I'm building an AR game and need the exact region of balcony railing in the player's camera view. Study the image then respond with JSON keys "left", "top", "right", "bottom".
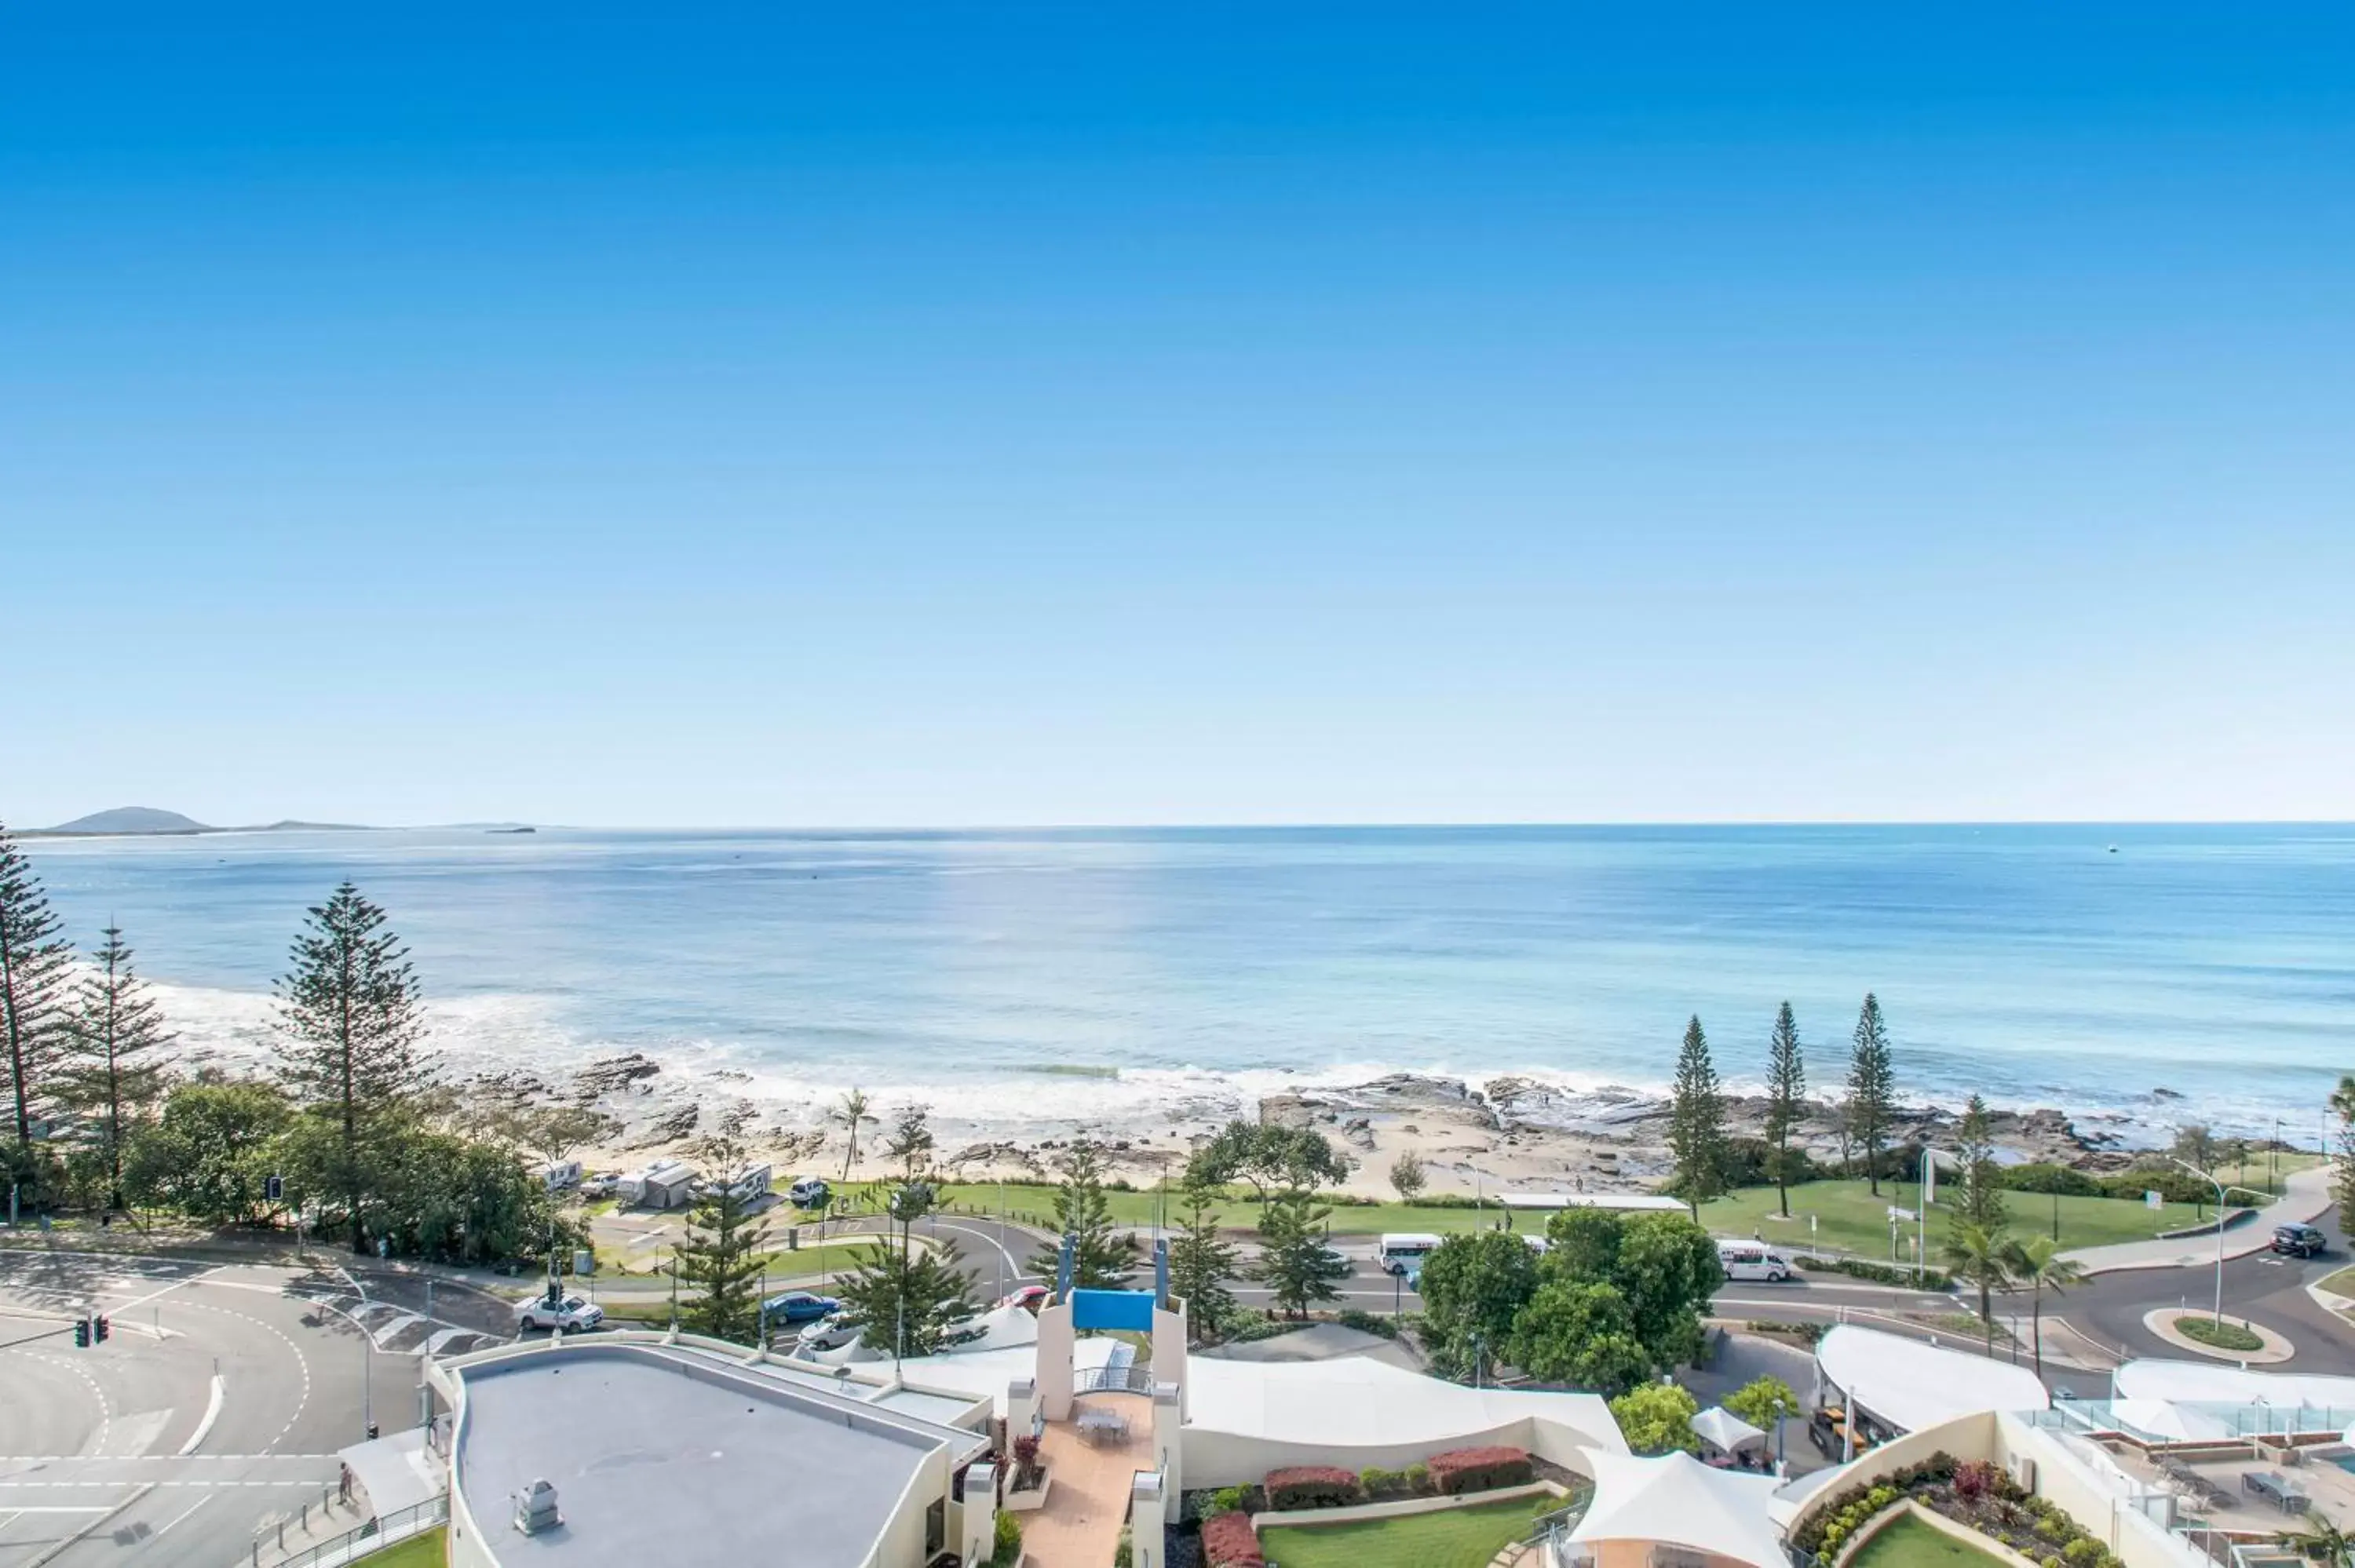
{"left": 1076, "top": 1363, "right": 1157, "bottom": 1395}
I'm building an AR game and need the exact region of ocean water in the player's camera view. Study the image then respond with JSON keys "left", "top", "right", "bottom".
{"left": 19, "top": 824, "right": 2354, "bottom": 1143}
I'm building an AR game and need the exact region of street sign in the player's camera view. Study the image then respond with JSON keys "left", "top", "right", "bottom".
{"left": 2145, "top": 1190, "right": 2163, "bottom": 1210}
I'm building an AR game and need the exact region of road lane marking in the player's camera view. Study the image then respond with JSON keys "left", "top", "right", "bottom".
{"left": 152, "top": 1493, "right": 211, "bottom": 1537}
{"left": 177, "top": 1375, "right": 227, "bottom": 1456}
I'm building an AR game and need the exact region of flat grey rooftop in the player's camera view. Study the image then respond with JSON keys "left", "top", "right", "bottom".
{"left": 458, "top": 1345, "right": 940, "bottom": 1567}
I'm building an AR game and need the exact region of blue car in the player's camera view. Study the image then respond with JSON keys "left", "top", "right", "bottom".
{"left": 762, "top": 1291, "right": 840, "bottom": 1326}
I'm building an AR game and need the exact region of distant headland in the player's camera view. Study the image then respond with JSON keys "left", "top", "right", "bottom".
{"left": 29, "top": 806, "right": 374, "bottom": 837}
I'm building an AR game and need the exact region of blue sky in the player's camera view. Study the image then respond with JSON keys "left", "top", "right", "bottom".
{"left": 5, "top": 5, "right": 2351, "bottom": 827}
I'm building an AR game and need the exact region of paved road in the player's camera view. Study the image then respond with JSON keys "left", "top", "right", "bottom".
{"left": 2055, "top": 1204, "right": 2355, "bottom": 1377}
{"left": 0, "top": 1249, "right": 510, "bottom": 1568}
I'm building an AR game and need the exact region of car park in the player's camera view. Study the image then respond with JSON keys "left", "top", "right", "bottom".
{"left": 517, "top": 1293, "right": 605, "bottom": 1333}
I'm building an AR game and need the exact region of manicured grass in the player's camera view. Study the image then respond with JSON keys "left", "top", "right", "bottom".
{"left": 363, "top": 1527, "right": 447, "bottom": 1567}
{"left": 2174, "top": 1315, "right": 2264, "bottom": 1351}
{"left": 2317, "top": 1266, "right": 2355, "bottom": 1298}
{"left": 926, "top": 1181, "right": 1544, "bottom": 1238}
{"left": 598, "top": 1238, "right": 874, "bottom": 1282}
{"left": 1254, "top": 1493, "right": 1563, "bottom": 1568}
{"left": 1697, "top": 1181, "right": 2207, "bottom": 1259}
{"left": 1849, "top": 1513, "right": 2007, "bottom": 1568}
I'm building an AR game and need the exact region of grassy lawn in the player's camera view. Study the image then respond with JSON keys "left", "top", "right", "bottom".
{"left": 2317, "top": 1266, "right": 2355, "bottom": 1298}
{"left": 1697, "top": 1181, "right": 2207, "bottom": 1258}
{"left": 1254, "top": 1493, "right": 1561, "bottom": 1568}
{"left": 926, "top": 1181, "right": 1543, "bottom": 1238}
{"left": 1849, "top": 1513, "right": 2006, "bottom": 1568}
{"left": 363, "top": 1527, "right": 447, "bottom": 1567}
{"left": 597, "top": 1238, "right": 874, "bottom": 1282}
{"left": 831, "top": 1174, "right": 2226, "bottom": 1254}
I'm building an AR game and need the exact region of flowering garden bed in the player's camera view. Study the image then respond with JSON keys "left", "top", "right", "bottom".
{"left": 1795, "top": 1456, "right": 2124, "bottom": 1568}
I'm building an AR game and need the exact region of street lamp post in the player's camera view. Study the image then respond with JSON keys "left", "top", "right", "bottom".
{"left": 2168, "top": 1158, "right": 2269, "bottom": 1327}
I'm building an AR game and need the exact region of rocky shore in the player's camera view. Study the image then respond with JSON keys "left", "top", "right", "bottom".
{"left": 516, "top": 1053, "right": 2162, "bottom": 1201}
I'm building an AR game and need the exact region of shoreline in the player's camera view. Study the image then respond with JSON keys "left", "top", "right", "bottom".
{"left": 525, "top": 1056, "right": 2212, "bottom": 1202}
{"left": 139, "top": 986, "right": 2288, "bottom": 1199}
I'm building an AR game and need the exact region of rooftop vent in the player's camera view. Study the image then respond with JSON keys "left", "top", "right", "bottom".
{"left": 513, "top": 1478, "right": 562, "bottom": 1536}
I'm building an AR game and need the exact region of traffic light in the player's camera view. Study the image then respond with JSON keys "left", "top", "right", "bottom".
{"left": 93, "top": 1315, "right": 109, "bottom": 1344}
{"left": 72, "top": 1318, "right": 90, "bottom": 1348}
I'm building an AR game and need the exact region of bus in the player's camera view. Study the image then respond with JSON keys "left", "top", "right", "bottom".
{"left": 1378, "top": 1233, "right": 1444, "bottom": 1275}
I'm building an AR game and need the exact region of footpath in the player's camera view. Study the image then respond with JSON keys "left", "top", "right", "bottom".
{"left": 2059, "top": 1165, "right": 2331, "bottom": 1276}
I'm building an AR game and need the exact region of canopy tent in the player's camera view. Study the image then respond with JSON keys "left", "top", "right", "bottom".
{"left": 1816, "top": 1326, "right": 2047, "bottom": 1435}
{"left": 1569, "top": 1448, "right": 1787, "bottom": 1568}
{"left": 2115, "top": 1360, "right": 2355, "bottom": 1411}
{"left": 1692, "top": 1406, "right": 1767, "bottom": 1455}
{"left": 947, "top": 1303, "right": 1041, "bottom": 1355}
{"left": 2106, "top": 1398, "right": 2233, "bottom": 1442}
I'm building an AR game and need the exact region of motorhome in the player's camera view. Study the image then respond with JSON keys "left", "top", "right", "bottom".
{"left": 619, "top": 1159, "right": 698, "bottom": 1210}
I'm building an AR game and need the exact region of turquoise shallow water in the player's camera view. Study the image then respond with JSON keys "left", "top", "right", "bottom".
{"left": 20, "top": 823, "right": 2354, "bottom": 1141}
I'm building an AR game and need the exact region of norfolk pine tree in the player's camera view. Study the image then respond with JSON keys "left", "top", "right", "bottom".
{"left": 1252, "top": 1183, "right": 1348, "bottom": 1318}
{"left": 1667, "top": 1016, "right": 1726, "bottom": 1220}
{"left": 1954, "top": 1093, "right": 2007, "bottom": 1231}
{"left": 1846, "top": 993, "right": 1896, "bottom": 1195}
{"left": 60, "top": 924, "right": 176, "bottom": 1212}
{"left": 677, "top": 1132, "right": 773, "bottom": 1344}
{"left": 1167, "top": 1166, "right": 1240, "bottom": 1343}
{"left": 0, "top": 822, "right": 73, "bottom": 1190}
{"left": 1025, "top": 1138, "right": 1137, "bottom": 1288}
{"left": 275, "top": 882, "right": 430, "bottom": 1253}
{"left": 1763, "top": 1002, "right": 1806, "bottom": 1217}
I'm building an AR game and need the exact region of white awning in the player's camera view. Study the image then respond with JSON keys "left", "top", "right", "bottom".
{"left": 1569, "top": 1448, "right": 1787, "bottom": 1568}
{"left": 337, "top": 1426, "right": 443, "bottom": 1519}
{"left": 2109, "top": 1399, "right": 2231, "bottom": 1442}
{"left": 1816, "top": 1325, "right": 2047, "bottom": 1434}
{"left": 1692, "top": 1406, "right": 1767, "bottom": 1453}
{"left": 2115, "top": 1359, "right": 2355, "bottom": 1410}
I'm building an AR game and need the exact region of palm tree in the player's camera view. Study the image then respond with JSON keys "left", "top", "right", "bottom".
{"left": 2004, "top": 1232, "right": 2084, "bottom": 1380}
{"left": 831, "top": 1088, "right": 876, "bottom": 1182}
{"left": 1939, "top": 1220, "right": 2015, "bottom": 1356}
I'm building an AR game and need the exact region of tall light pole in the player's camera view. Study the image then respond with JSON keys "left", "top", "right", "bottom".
{"left": 2168, "top": 1159, "right": 2269, "bottom": 1326}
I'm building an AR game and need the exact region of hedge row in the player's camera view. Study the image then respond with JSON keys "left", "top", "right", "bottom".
{"left": 1428, "top": 1446, "right": 1535, "bottom": 1496}
{"left": 1265, "top": 1467, "right": 1360, "bottom": 1511}
{"left": 1201, "top": 1511, "right": 1265, "bottom": 1568}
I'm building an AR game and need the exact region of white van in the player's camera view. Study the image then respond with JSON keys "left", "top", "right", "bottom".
{"left": 1715, "top": 1240, "right": 1792, "bottom": 1282}
{"left": 1379, "top": 1233, "right": 1444, "bottom": 1275}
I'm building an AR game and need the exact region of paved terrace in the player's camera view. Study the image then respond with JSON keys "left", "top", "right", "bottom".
{"left": 1020, "top": 1394, "right": 1155, "bottom": 1568}
{"left": 455, "top": 1342, "right": 972, "bottom": 1567}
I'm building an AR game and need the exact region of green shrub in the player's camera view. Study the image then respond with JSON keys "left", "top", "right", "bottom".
{"left": 1336, "top": 1308, "right": 1400, "bottom": 1339}
{"left": 2063, "top": 1537, "right": 2102, "bottom": 1565}
{"left": 1359, "top": 1467, "right": 1401, "bottom": 1497}
{"left": 991, "top": 1511, "right": 1022, "bottom": 1567}
{"left": 1404, "top": 1463, "right": 1430, "bottom": 1495}
{"left": 1204, "top": 1485, "right": 1252, "bottom": 1518}
{"left": 2036, "top": 1515, "right": 2069, "bottom": 1542}
{"left": 2045, "top": 1557, "right": 2067, "bottom": 1568}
